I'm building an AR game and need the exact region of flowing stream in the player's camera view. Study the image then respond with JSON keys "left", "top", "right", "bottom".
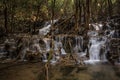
{"left": 0, "top": 19, "right": 119, "bottom": 64}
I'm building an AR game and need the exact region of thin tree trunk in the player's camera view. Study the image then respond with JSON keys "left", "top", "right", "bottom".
{"left": 33, "top": 1, "right": 43, "bottom": 34}
{"left": 51, "top": 0, "right": 56, "bottom": 49}
{"left": 33, "top": 5, "right": 40, "bottom": 33}
{"left": 74, "top": 0, "right": 78, "bottom": 31}
{"left": 75, "top": 0, "right": 82, "bottom": 32}
{"left": 10, "top": 0, "right": 15, "bottom": 33}
{"left": 45, "top": 63, "right": 49, "bottom": 80}
{"left": 4, "top": 1, "right": 8, "bottom": 33}
{"left": 85, "top": 0, "right": 90, "bottom": 30}
{"left": 108, "top": 0, "right": 112, "bottom": 17}
{"left": 78, "top": 0, "right": 81, "bottom": 26}
{"left": 63, "top": 0, "right": 67, "bottom": 17}
{"left": 83, "top": 3, "right": 86, "bottom": 24}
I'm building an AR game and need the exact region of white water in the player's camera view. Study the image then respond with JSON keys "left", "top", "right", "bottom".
{"left": 41, "top": 35, "right": 67, "bottom": 63}
{"left": 85, "top": 42, "right": 107, "bottom": 64}
{"left": 40, "top": 22, "right": 113, "bottom": 64}
{"left": 90, "top": 23, "right": 103, "bottom": 31}
{"left": 89, "top": 38, "right": 101, "bottom": 60}
{"left": 39, "top": 23, "right": 109, "bottom": 64}
{"left": 1, "top": 20, "right": 119, "bottom": 64}
{"left": 84, "top": 23, "right": 109, "bottom": 64}
{"left": 43, "top": 38, "right": 51, "bottom": 52}
{"left": 73, "top": 36, "right": 83, "bottom": 53}
{"left": 39, "top": 20, "right": 58, "bottom": 36}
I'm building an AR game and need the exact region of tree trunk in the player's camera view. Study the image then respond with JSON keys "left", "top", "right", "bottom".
{"left": 4, "top": 1, "right": 8, "bottom": 33}
{"left": 33, "top": 5, "right": 40, "bottom": 34}
{"left": 74, "top": 0, "right": 78, "bottom": 31}
{"left": 51, "top": 0, "right": 56, "bottom": 48}
{"left": 108, "top": 0, "right": 112, "bottom": 17}
{"left": 78, "top": 0, "right": 81, "bottom": 26}
{"left": 85, "top": 0, "right": 90, "bottom": 30}
{"left": 10, "top": 0, "right": 15, "bottom": 33}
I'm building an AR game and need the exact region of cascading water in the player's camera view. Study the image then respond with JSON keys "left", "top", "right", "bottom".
{"left": 39, "top": 20, "right": 58, "bottom": 36}
{"left": 88, "top": 37, "right": 107, "bottom": 61}
{"left": 89, "top": 37, "right": 101, "bottom": 61}
{"left": 43, "top": 38, "right": 51, "bottom": 52}
{"left": 73, "top": 36, "right": 82, "bottom": 53}
{"left": 0, "top": 44, "right": 6, "bottom": 58}
{"left": 57, "top": 36, "right": 66, "bottom": 55}
{"left": 0, "top": 17, "right": 119, "bottom": 65}
{"left": 42, "top": 36, "right": 67, "bottom": 63}
{"left": 84, "top": 22, "right": 114, "bottom": 64}
{"left": 73, "top": 36, "right": 86, "bottom": 58}
{"left": 39, "top": 21, "right": 118, "bottom": 64}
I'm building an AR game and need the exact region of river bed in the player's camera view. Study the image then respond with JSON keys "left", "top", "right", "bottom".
{"left": 0, "top": 62, "right": 120, "bottom": 80}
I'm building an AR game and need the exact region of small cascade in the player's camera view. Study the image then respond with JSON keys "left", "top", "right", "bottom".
{"left": 0, "top": 44, "right": 6, "bottom": 58}
{"left": 18, "top": 36, "right": 42, "bottom": 61}
{"left": 1, "top": 39, "right": 16, "bottom": 59}
{"left": 43, "top": 38, "right": 51, "bottom": 52}
{"left": 41, "top": 35, "right": 67, "bottom": 63}
{"left": 57, "top": 36, "right": 66, "bottom": 55}
{"left": 20, "top": 47, "right": 29, "bottom": 61}
{"left": 39, "top": 24, "right": 51, "bottom": 36}
{"left": 90, "top": 23, "right": 103, "bottom": 31}
{"left": 73, "top": 36, "right": 84, "bottom": 57}
{"left": 88, "top": 37, "right": 107, "bottom": 61}
{"left": 84, "top": 22, "right": 115, "bottom": 64}
{"left": 39, "top": 20, "right": 58, "bottom": 36}
{"left": 89, "top": 37, "right": 100, "bottom": 61}
{"left": 19, "top": 38, "right": 29, "bottom": 61}
{"left": 60, "top": 48, "right": 66, "bottom": 55}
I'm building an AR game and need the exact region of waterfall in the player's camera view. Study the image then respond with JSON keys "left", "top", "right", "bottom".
{"left": 0, "top": 44, "right": 6, "bottom": 58}
{"left": 39, "top": 19, "right": 58, "bottom": 36}
{"left": 42, "top": 38, "right": 51, "bottom": 62}
{"left": 1, "top": 19, "right": 119, "bottom": 64}
{"left": 89, "top": 37, "right": 101, "bottom": 61}
{"left": 39, "top": 24, "right": 51, "bottom": 36}
{"left": 84, "top": 36, "right": 108, "bottom": 63}
{"left": 43, "top": 38, "right": 51, "bottom": 52}
{"left": 73, "top": 36, "right": 83, "bottom": 54}
{"left": 85, "top": 22, "right": 109, "bottom": 64}
{"left": 20, "top": 47, "right": 29, "bottom": 61}
{"left": 57, "top": 36, "right": 66, "bottom": 55}
{"left": 42, "top": 35, "right": 67, "bottom": 63}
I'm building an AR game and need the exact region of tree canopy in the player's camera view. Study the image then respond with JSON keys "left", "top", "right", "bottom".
{"left": 0, "top": 0, "right": 119, "bottom": 33}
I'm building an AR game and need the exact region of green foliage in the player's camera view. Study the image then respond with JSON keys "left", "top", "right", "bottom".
{"left": 0, "top": 0, "right": 119, "bottom": 33}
